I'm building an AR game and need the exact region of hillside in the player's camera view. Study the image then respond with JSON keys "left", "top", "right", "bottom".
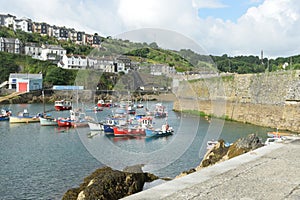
{"left": 1, "top": 25, "right": 300, "bottom": 88}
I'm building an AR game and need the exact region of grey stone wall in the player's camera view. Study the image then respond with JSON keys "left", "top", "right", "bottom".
{"left": 173, "top": 70, "right": 300, "bottom": 133}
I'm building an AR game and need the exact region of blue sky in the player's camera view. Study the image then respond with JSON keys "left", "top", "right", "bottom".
{"left": 198, "top": 0, "right": 262, "bottom": 22}
{"left": 0, "top": 0, "right": 300, "bottom": 58}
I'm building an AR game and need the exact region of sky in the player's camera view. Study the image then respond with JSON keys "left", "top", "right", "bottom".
{"left": 1, "top": 0, "right": 300, "bottom": 58}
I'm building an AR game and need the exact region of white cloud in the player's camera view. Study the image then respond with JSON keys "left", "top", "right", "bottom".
{"left": 192, "top": 0, "right": 227, "bottom": 9}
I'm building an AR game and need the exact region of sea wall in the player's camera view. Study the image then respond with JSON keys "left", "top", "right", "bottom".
{"left": 173, "top": 70, "right": 300, "bottom": 133}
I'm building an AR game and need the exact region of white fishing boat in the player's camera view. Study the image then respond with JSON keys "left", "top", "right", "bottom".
{"left": 88, "top": 121, "right": 104, "bottom": 131}
{"left": 9, "top": 109, "right": 40, "bottom": 123}
{"left": 39, "top": 114, "right": 57, "bottom": 126}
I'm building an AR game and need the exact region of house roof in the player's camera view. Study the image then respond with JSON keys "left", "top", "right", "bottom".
{"left": 43, "top": 44, "right": 65, "bottom": 50}
{"left": 0, "top": 37, "right": 19, "bottom": 43}
{"left": 9, "top": 73, "right": 43, "bottom": 79}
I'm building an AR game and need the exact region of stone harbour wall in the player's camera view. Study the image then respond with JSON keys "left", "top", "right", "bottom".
{"left": 173, "top": 70, "right": 300, "bottom": 133}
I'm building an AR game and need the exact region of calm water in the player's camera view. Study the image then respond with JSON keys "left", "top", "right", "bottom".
{"left": 0, "top": 102, "right": 275, "bottom": 199}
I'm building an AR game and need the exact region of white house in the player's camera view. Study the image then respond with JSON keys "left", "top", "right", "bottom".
{"left": 8, "top": 73, "right": 43, "bottom": 92}
{"left": 13, "top": 17, "right": 33, "bottom": 33}
{"left": 39, "top": 44, "right": 66, "bottom": 62}
{"left": 0, "top": 14, "right": 16, "bottom": 28}
{"left": 150, "top": 64, "right": 176, "bottom": 76}
{"left": 24, "top": 42, "right": 41, "bottom": 59}
{"left": 58, "top": 54, "right": 88, "bottom": 69}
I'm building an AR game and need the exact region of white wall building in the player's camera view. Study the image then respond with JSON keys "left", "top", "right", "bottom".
{"left": 13, "top": 17, "right": 32, "bottom": 33}
{"left": 39, "top": 44, "right": 66, "bottom": 62}
{"left": 58, "top": 54, "right": 88, "bottom": 69}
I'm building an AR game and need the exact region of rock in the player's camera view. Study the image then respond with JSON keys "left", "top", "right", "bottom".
{"left": 123, "top": 164, "right": 144, "bottom": 173}
{"left": 196, "top": 139, "right": 229, "bottom": 170}
{"left": 195, "top": 134, "right": 263, "bottom": 171}
{"left": 62, "top": 166, "right": 159, "bottom": 200}
{"left": 227, "top": 133, "right": 263, "bottom": 159}
{"left": 176, "top": 168, "right": 196, "bottom": 178}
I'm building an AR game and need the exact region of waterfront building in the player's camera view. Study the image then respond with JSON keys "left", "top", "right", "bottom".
{"left": 8, "top": 73, "right": 43, "bottom": 92}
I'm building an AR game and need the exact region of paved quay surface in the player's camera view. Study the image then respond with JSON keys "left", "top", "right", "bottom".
{"left": 122, "top": 138, "right": 300, "bottom": 200}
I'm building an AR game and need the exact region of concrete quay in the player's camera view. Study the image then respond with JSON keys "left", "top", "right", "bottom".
{"left": 123, "top": 137, "right": 300, "bottom": 200}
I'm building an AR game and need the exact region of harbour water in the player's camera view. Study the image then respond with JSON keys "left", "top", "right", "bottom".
{"left": 0, "top": 102, "right": 275, "bottom": 199}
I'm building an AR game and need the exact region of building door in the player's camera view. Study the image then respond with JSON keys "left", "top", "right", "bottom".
{"left": 18, "top": 82, "right": 28, "bottom": 92}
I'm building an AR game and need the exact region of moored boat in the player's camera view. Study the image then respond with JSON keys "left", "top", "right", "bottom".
{"left": 145, "top": 127, "right": 173, "bottom": 138}
{"left": 69, "top": 109, "right": 91, "bottom": 128}
{"left": 113, "top": 126, "right": 127, "bottom": 136}
{"left": 39, "top": 115, "right": 58, "bottom": 126}
{"left": 267, "top": 131, "right": 293, "bottom": 138}
{"left": 153, "top": 103, "right": 167, "bottom": 118}
{"left": 88, "top": 121, "right": 104, "bottom": 131}
{"left": 54, "top": 100, "right": 72, "bottom": 111}
{"left": 9, "top": 109, "right": 40, "bottom": 123}
{"left": 97, "top": 99, "right": 112, "bottom": 107}
{"left": 145, "top": 123, "right": 173, "bottom": 138}
{"left": 57, "top": 117, "right": 73, "bottom": 127}
{"left": 0, "top": 109, "right": 12, "bottom": 121}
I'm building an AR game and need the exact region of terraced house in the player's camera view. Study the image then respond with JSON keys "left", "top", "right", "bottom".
{"left": 0, "top": 37, "right": 21, "bottom": 54}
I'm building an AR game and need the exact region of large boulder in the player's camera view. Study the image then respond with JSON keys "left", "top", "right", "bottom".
{"left": 195, "top": 134, "right": 263, "bottom": 171}
{"left": 226, "top": 133, "right": 263, "bottom": 159}
{"left": 62, "top": 166, "right": 158, "bottom": 200}
{"left": 196, "top": 139, "right": 229, "bottom": 170}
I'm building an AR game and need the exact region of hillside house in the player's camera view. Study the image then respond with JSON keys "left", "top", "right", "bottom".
{"left": 0, "top": 14, "right": 15, "bottom": 28}
{"left": 14, "top": 17, "right": 33, "bottom": 33}
{"left": 39, "top": 44, "right": 66, "bottom": 63}
{"left": 0, "top": 37, "right": 21, "bottom": 54}
{"left": 58, "top": 54, "right": 88, "bottom": 69}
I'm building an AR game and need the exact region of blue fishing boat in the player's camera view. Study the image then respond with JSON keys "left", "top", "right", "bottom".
{"left": 0, "top": 109, "right": 11, "bottom": 121}
{"left": 145, "top": 123, "right": 174, "bottom": 138}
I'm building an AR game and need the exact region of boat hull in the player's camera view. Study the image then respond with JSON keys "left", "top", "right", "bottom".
{"left": 113, "top": 126, "right": 127, "bottom": 136}
{"left": 9, "top": 116, "right": 40, "bottom": 123}
{"left": 0, "top": 116, "right": 9, "bottom": 121}
{"left": 267, "top": 131, "right": 293, "bottom": 138}
{"left": 145, "top": 128, "right": 173, "bottom": 138}
{"left": 88, "top": 121, "right": 104, "bottom": 131}
{"left": 57, "top": 119, "right": 73, "bottom": 127}
{"left": 39, "top": 117, "right": 58, "bottom": 126}
{"left": 55, "top": 106, "right": 72, "bottom": 111}
{"left": 103, "top": 124, "right": 114, "bottom": 133}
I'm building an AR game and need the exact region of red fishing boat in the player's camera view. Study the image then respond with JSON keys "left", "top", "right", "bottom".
{"left": 97, "top": 99, "right": 112, "bottom": 107}
{"left": 113, "top": 126, "right": 127, "bottom": 136}
{"left": 54, "top": 100, "right": 72, "bottom": 111}
{"left": 56, "top": 117, "right": 73, "bottom": 127}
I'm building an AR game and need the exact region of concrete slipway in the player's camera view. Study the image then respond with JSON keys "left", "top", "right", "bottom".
{"left": 122, "top": 137, "right": 300, "bottom": 200}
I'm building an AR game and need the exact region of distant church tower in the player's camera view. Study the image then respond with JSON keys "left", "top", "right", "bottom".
{"left": 261, "top": 50, "right": 264, "bottom": 65}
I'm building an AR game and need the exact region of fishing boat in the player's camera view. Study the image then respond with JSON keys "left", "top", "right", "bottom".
{"left": 97, "top": 99, "right": 112, "bottom": 107}
{"left": 57, "top": 117, "right": 73, "bottom": 127}
{"left": 0, "top": 109, "right": 12, "bottom": 121}
{"left": 113, "top": 115, "right": 152, "bottom": 137}
{"left": 153, "top": 103, "right": 167, "bottom": 118}
{"left": 267, "top": 131, "right": 293, "bottom": 138}
{"left": 88, "top": 121, "right": 104, "bottom": 131}
{"left": 70, "top": 109, "right": 91, "bottom": 128}
{"left": 9, "top": 109, "right": 40, "bottom": 123}
{"left": 54, "top": 100, "right": 72, "bottom": 111}
{"left": 85, "top": 106, "right": 103, "bottom": 113}
{"left": 39, "top": 114, "right": 58, "bottom": 126}
{"left": 136, "top": 103, "right": 144, "bottom": 108}
{"left": 145, "top": 123, "right": 174, "bottom": 138}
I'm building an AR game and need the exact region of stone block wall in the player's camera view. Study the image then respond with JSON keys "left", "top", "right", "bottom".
{"left": 173, "top": 70, "right": 300, "bottom": 133}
